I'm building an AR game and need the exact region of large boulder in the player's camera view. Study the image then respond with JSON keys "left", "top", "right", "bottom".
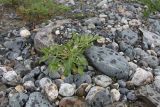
{"left": 85, "top": 46, "right": 130, "bottom": 80}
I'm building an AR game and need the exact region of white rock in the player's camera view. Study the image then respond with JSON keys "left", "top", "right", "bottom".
{"left": 94, "top": 75, "right": 112, "bottom": 87}
{"left": 128, "top": 62, "right": 137, "bottom": 71}
{"left": 20, "top": 28, "right": 31, "bottom": 38}
{"left": 23, "top": 81, "right": 35, "bottom": 90}
{"left": 55, "top": 30, "right": 60, "bottom": 35}
{"left": 110, "top": 89, "right": 121, "bottom": 101}
{"left": 2, "top": 70, "right": 18, "bottom": 85}
{"left": 97, "top": 0, "right": 108, "bottom": 7}
{"left": 39, "top": 77, "right": 52, "bottom": 89}
{"left": 122, "top": 24, "right": 129, "bottom": 29}
{"left": 131, "top": 68, "right": 153, "bottom": 86}
{"left": 59, "top": 83, "right": 76, "bottom": 97}
{"left": 45, "top": 83, "right": 58, "bottom": 101}
{"left": 97, "top": 37, "right": 106, "bottom": 44}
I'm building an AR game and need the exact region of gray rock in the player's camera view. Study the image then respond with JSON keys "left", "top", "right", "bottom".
{"left": 74, "top": 74, "right": 92, "bottom": 87}
{"left": 116, "top": 29, "right": 138, "bottom": 45}
{"left": 153, "top": 66, "right": 160, "bottom": 76}
{"left": 139, "top": 28, "right": 160, "bottom": 47}
{"left": 59, "top": 83, "right": 76, "bottom": 97}
{"left": 34, "top": 20, "right": 70, "bottom": 51}
{"left": 48, "top": 71, "right": 61, "bottom": 79}
{"left": 54, "top": 79, "right": 64, "bottom": 88}
{"left": 25, "top": 92, "right": 54, "bottom": 107}
{"left": 85, "top": 46, "right": 130, "bottom": 80}
{"left": 153, "top": 76, "right": 160, "bottom": 92}
{"left": 85, "top": 86, "right": 112, "bottom": 107}
{"left": 9, "top": 93, "right": 28, "bottom": 107}
{"left": 142, "top": 55, "right": 159, "bottom": 68}
{"left": 23, "top": 67, "right": 40, "bottom": 82}
{"left": 134, "top": 48, "right": 148, "bottom": 59}
{"left": 64, "top": 75, "right": 74, "bottom": 84}
{"left": 94, "top": 75, "right": 112, "bottom": 87}
{"left": 118, "top": 80, "right": 126, "bottom": 88}
{"left": 119, "top": 88, "right": 129, "bottom": 95}
{"left": 127, "top": 91, "right": 137, "bottom": 101}
{"left": 14, "top": 63, "right": 29, "bottom": 77}
{"left": 39, "top": 77, "right": 52, "bottom": 89}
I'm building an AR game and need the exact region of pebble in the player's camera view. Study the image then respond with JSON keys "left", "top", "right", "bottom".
{"left": 94, "top": 75, "right": 112, "bottom": 87}
{"left": 39, "top": 77, "right": 52, "bottom": 89}
{"left": 131, "top": 68, "right": 153, "bottom": 86}
{"left": 23, "top": 80, "right": 35, "bottom": 91}
{"left": 59, "top": 83, "right": 76, "bottom": 97}
{"left": 20, "top": 28, "right": 31, "bottom": 38}
{"left": 110, "top": 89, "right": 121, "bottom": 102}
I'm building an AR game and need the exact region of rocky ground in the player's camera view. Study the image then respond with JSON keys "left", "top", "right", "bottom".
{"left": 1, "top": 0, "right": 160, "bottom": 107}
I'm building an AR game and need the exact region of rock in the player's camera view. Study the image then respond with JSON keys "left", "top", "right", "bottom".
{"left": 97, "top": 0, "right": 108, "bottom": 7}
{"left": 139, "top": 28, "right": 160, "bottom": 47}
{"left": 129, "top": 19, "right": 141, "bottom": 26}
{"left": 59, "top": 83, "right": 76, "bottom": 97}
{"left": 25, "top": 92, "right": 55, "bottom": 107}
{"left": 15, "top": 85, "right": 25, "bottom": 92}
{"left": 48, "top": 71, "right": 61, "bottom": 79}
{"left": 74, "top": 74, "right": 92, "bottom": 87}
{"left": 59, "top": 97, "right": 88, "bottom": 107}
{"left": 142, "top": 55, "right": 159, "bottom": 68}
{"left": 54, "top": 79, "right": 64, "bottom": 88}
{"left": 2, "top": 69, "right": 19, "bottom": 85}
{"left": 94, "top": 75, "right": 112, "bottom": 87}
{"left": 20, "top": 28, "right": 31, "bottom": 38}
{"left": 153, "top": 76, "right": 160, "bottom": 92}
{"left": 0, "top": 92, "right": 8, "bottom": 107}
{"left": 106, "top": 102, "right": 127, "bottom": 107}
{"left": 23, "top": 81, "right": 35, "bottom": 91}
{"left": 44, "top": 83, "right": 58, "bottom": 102}
{"left": 34, "top": 20, "right": 70, "bottom": 51}
{"left": 131, "top": 68, "right": 153, "bottom": 86}
{"left": 14, "top": 63, "right": 29, "bottom": 77}
{"left": 127, "top": 91, "right": 137, "bottom": 101}
{"left": 39, "top": 77, "right": 52, "bottom": 89}
{"left": 110, "top": 89, "right": 120, "bottom": 102}
{"left": 153, "top": 66, "right": 160, "bottom": 76}
{"left": 118, "top": 80, "right": 126, "bottom": 88}
{"left": 136, "top": 84, "right": 160, "bottom": 107}
{"left": 76, "top": 83, "right": 88, "bottom": 97}
{"left": 9, "top": 93, "right": 28, "bottom": 107}
{"left": 128, "top": 62, "right": 137, "bottom": 71}
{"left": 119, "top": 88, "right": 129, "bottom": 95}
{"left": 115, "top": 29, "right": 138, "bottom": 45}
{"left": 23, "top": 67, "right": 40, "bottom": 82}
{"left": 86, "top": 86, "right": 112, "bottom": 107}
{"left": 85, "top": 46, "right": 130, "bottom": 80}
{"left": 64, "top": 75, "right": 74, "bottom": 84}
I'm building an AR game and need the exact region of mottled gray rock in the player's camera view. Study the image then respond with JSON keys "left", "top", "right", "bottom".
{"left": 0, "top": 92, "right": 8, "bottom": 107}
{"left": 131, "top": 68, "right": 153, "bottom": 86}
{"left": 9, "top": 93, "right": 28, "bottom": 107}
{"left": 86, "top": 86, "right": 112, "bottom": 107}
{"left": 94, "top": 75, "right": 112, "bottom": 87}
{"left": 140, "top": 28, "right": 160, "bottom": 47}
{"left": 25, "top": 92, "right": 55, "bottom": 107}
{"left": 14, "top": 63, "right": 29, "bottom": 77}
{"left": 59, "top": 83, "right": 76, "bottom": 97}
{"left": 116, "top": 29, "right": 138, "bottom": 45}
{"left": 134, "top": 48, "right": 148, "bottom": 59}
{"left": 85, "top": 46, "right": 130, "bottom": 80}
{"left": 74, "top": 74, "right": 92, "bottom": 87}
{"left": 48, "top": 71, "right": 61, "bottom": 79}
{"left": 142, "top": 55, "right": 159, "bottom": 68}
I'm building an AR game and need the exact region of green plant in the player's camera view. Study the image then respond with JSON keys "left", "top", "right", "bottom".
{"left": 40, "top": 33, "right": 99, "bottom": 76}
{"left": 0, "top": 0, "right": 71, "bottom": 23}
